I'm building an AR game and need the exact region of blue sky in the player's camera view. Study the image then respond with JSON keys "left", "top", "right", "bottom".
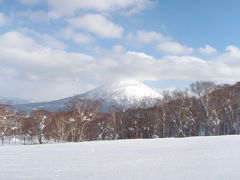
{"left": 0, "top": 0, "right": 240, "bottom": 101}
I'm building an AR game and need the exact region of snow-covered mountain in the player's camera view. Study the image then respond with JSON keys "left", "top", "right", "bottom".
{"left": 82, "top": 79, "right": 162, "bottom": 110}
{"left": 14, "top": 80, "right": 162, "bottom": 113}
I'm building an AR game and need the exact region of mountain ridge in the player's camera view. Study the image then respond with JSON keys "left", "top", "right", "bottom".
{"left": 0, "top": 97, "right": 32, "bottom": 105}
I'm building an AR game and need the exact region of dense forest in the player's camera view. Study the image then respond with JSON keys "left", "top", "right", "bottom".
{"left": 1, "top": 81, "right": 240, "bottom": 145}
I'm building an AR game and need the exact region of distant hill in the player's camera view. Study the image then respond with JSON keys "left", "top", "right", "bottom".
{"left": 0, "top": 97, "right": 31, "bottom": 105}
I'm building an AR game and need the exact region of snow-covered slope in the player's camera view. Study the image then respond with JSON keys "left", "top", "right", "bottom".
{"left": 1, "top": 135, "right": 240, "bottom": 180}
{"left": 14, "top": 80, "right": 162, "bottom": 112}
{"left": 82, "top": 79, "right": 162, "bottom": 110}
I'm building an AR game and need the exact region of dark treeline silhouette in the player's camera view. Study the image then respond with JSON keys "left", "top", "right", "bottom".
{"left": 1, "top": 81, "right": 240, "bottom": 144}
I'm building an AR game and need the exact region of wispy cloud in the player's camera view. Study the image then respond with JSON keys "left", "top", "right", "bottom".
{"left": 68, "top": 14, "right": 124, "bottom": 38}
{"left": 198, "top": 45, "right": 217, "bottom": 55}
{"left": 157, "top": 42, "right": 195, "bottom": 55}
{"left": 127, "top": 30, "right": 171, "bottom": 44}
{"left": 46, "top": 0, "right": 156, "bottom": 18}
{"left": 58, "top": 27, "right": 94, "bottom": 44}
{"left": 0, "top": 12, "right": 10, "bottom": 26}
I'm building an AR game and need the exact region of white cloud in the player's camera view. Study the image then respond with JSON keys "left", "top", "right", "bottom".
{"left": 0, "top": 31, "right": 38, "bottom": 50}
{"left": 112, "top": 45, "right": 125, "bottom": 53}
{"left": 157, "top": 41, "right": 195, "bottom": 55}
{"left": 58, "top": 27, "right": 94, "bottom": 44}
{"left": 127, "top": 30, "right": 171, "bottom": 44}
{"left": 199, "top": 45, "right": 217, "bottom": 55}
{"left": 127, "top": 30, "right": 196, "bottom": 56}
{"left": 37, "top": 33, "right": 67, "bottom": 50}
{"left": 0, "top": 31, "right": 97, "bottom": 100}
{"left": 217, "top": 46, "right": 240, "bottom": 67}
{"left": 68, "top": 14, "right": 124, "bottom": 38}
{"left": 225, "top": 46, "right": 240, "bottom": 57}
{"left": 46, "top": 0, "right": 156, "bottom": 18}
{"left": 127, "top": 51, "right": 154, "bottom": 60}
{"left": 0, "top": 31, "right": 94, "bottom": 74}
{"left": 0, "top": 13, "right": 9, "bottom": 26}
{"left": 20, "top": 28, "right": 67, "bottom": 49}
{"left": 19, "top": 10, "right": 49, "bottom": 22}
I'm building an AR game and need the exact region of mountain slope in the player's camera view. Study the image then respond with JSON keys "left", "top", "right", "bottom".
{"left": 14, "top": 80, "right": 162, "bottom": 113}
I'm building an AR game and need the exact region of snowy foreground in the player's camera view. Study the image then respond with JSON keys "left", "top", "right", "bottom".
{"left": 1, "top": 136, "right": 240, "bottom": 180}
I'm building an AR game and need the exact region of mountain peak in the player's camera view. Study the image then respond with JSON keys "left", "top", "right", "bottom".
{"left": 107, "top": 79, "right": 144, "bottom": 88}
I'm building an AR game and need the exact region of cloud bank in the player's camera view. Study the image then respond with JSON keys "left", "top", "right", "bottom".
{"left": 0, "top": 31, "right": 239, "bottom": 100}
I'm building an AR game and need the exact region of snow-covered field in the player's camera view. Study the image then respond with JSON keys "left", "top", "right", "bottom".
{"left": 1, "top": 135, "right": 240, "bottom": 180}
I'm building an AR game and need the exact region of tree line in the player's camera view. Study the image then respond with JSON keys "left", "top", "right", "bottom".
{"left": 1, "top": 81, "right": 240, "bottom": 145}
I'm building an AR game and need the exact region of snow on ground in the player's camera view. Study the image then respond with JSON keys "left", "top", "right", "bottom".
{"left": 1, "top": 135, "right": 240, "bottom": 180}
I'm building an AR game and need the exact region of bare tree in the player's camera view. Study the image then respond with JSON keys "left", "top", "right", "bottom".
{"left": 0, "top": 104, "right": 18, "bottom": 145}
{"left": 190, "top": 81, "right": 218, "bottom": 135}
{"left": 68, "top": 97, "right": 101, "bottom": 141}
{"left": 31, "top": 110, "right": 53, "bottom": 144}
{"left": 50, "top": 111, "right": 70, "bottom": 142}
